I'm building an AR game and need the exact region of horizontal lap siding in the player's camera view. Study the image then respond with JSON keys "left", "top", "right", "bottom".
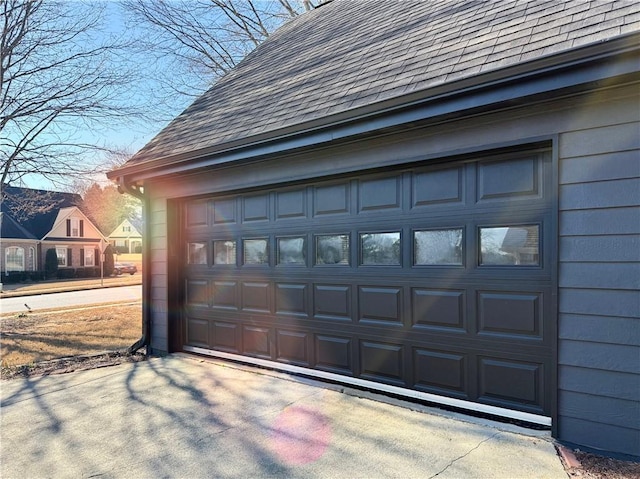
{"left": 149, "top": 196, "right": 169, "bottom": 353}
{"left": 558, "top": 115, "right": 640, "bottom": 456}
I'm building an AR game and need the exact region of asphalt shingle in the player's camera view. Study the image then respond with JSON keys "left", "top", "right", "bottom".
{"left": 123, "top": 0, "right": 640, "bottom": 169}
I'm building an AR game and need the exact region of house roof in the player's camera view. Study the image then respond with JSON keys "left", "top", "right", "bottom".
{"left": 107, "top": 218, "right": 143, "bottom": 238}
{"left": 0, "top": 212, "right": 38, "bottom": 240}
{"left": 1, "top": 186, "right": 82, "bottom": 240}
{"left": 112, "top": 0, "right": 640, "bottom": 177}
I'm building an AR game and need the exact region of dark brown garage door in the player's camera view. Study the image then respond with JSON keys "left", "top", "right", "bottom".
{"left": 180, "top": 148, "right": 555, "bottom": 422}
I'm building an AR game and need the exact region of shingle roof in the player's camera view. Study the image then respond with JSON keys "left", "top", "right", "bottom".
{"left": 123, "top": 0, "right": 640, "bottom": 169}
{"left": 1, "top": 186, "right": 82, "bottom": 239}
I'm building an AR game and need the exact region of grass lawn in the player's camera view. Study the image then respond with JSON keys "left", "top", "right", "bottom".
{"left": 1, "top": 302, "right": 142, "bottom": 372}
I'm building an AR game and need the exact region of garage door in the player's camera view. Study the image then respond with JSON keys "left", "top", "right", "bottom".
{"left": 181, "top": 148, "right": 555, "bottom": 423}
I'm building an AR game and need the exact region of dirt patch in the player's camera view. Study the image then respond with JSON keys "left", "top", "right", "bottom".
{"left": 563, "top": 449, "right": 640, "bottom": 479}
{"left": 1, "top": 350, "right": 147, "bottom": 380}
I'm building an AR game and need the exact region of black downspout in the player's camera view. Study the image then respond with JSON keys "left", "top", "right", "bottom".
{"left": 117, "top": 178, "right": 151, "bottom": 355}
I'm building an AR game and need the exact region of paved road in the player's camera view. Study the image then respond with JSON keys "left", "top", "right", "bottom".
{"left": 0, "top": 285, "right": 141, "bottom": 314}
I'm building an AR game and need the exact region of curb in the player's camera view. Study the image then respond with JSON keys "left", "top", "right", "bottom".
{"left": 0, "top": 282, "right": 141, "bottom": 299}
{"left": 557, "top": 444, "right": 582, "bottom": 469}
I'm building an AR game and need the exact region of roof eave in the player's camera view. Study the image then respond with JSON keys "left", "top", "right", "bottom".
{"left": 108, "top": 32, "right": 640, "bottom": 184}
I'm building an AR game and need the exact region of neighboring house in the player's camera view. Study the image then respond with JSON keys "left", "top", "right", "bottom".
{"left": 108, "top": 218, "right": 143, "bottom": 254}
{"left": 108, "top": 1, "right": 640, "bottom": 458}
{"left": 1, "top": 186, "right": 107, "bottom": 278}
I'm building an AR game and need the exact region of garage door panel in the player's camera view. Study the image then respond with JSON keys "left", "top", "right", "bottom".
{"left": 186, "top": 280, "right": 209, "bottom": 308}
{"left": 315, "top": 334, "right": 353, "bottom": 374}
{"left": 241, "top": 281, "right": 271, "bottom": 313}
{"left": 412, "top": 288, "right": 466, "bottom": 330}
{"left": 276, "top": 189, "right": 307, "bottom": 219}
{"left": 313, "top": 182, "right": 350, "bottom": 216}
{"left": 243, "top": 325, "right": 271, "bottom": 358}
{"left": 275, "top": 283, "right": 309, "bottom": 317}
{"left": 478, "top": 356, "right": 545, "bottom": 413}
{"left": 413, "top": 348, "right": 468, "bottom": 397}
{"left": 412, "top": 166, "right": 463, "bottom": 207}
{"left": 313, "top": 284, "right": 352, "bottom": 321}
{"left": 276, "top": 329, "right": 310, "bottom": 365}
{"left": 360, "top": 340, "right": 406, "bottom": 385}
{"left": 358, "top": 286, "right": 402, "bottom": 325}
{"left": 186, "top": 317, "right": 209, "bottom": 347}
{"left": 212, "top": 281, "right": 239, "bottom": 310}
{"left": 478, "top": 291, "right": 543, "bottom": 339}
{"left": 477, "top": 156, "right": 541, "bottom": 201}
{"left": 358, "top": 176, "right": 402, "bottom": 212}
{"left": 242, "top": 193, "right": 270, "bottom": 222}
{"left": 212, "top": 321, "right": 240, "bottom": 353}
{"left": 212, "top": 197, "right": 237, "bottom": 224}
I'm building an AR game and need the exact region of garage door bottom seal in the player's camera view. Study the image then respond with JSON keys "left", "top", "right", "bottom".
{"left": 183, "top": 345, "right": 552, "bottom": 427}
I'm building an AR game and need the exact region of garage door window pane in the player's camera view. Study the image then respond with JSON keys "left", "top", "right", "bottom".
{"left": 214, "top": 240, "right": 236, "bottom": 265}
{"left": 361, "top": 232, "right": 400, "bottom": 265}
{"left": 188, "top": 242, "right": 207, "bottom": 264}
{"left": 277, "top": 237, "right": 306, "bottom": 265}
{"left": 480, "top": 225, "right": 539, "bottom": 265}
{"left": 316, "top": 234, "right": 349, "bottom": 265}
{"left": 244, "top": 238, "right": 268, "bottom": 265}
{"left": 414, "top": 229, "right": 463, "bottom": 265}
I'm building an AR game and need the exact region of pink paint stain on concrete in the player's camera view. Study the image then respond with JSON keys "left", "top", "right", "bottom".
{"left": 270, "top": 405, "right": 332, "bottom": 465}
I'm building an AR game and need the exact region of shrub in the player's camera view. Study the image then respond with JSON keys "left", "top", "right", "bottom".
{"left": 57, "top": 268, "right": 76, "bottom": 279}
{"left": 103, "top": 244, "right": 115, "bottom": 276}
{"left": 45, "top": 249, "right": 58, "bottom": 279}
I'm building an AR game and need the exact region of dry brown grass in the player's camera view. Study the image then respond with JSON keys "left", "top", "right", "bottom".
{"left": 1, "top": 302, "right": 142, "bottom": 369}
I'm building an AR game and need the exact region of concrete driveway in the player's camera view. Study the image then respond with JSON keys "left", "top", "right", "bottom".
{"left": 1, "top": 355, "right": 567, "bottom": 478}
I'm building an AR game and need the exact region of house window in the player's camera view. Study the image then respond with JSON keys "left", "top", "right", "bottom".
{"left": 84, "top": 248, "right": 95, "bottom": 267}
{"left": 56, "top": 247, "right": 67, "bottom": 267}
{"left": 29, "top": 246, "right": 36, "bottom": 271}
{"left": 5, "top": 247, "right": 25, "bottom": 271}
{"left": 67, "top": 218, "right": 84, "bottom": 237}
{"left": 123, "top": 226, "right": 131, "bottom": 232}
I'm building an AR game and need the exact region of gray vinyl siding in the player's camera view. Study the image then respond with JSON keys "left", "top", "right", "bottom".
{"left": 149, "top": 195, "right": 169, "bottom": 353}
{"left": 557, "top": 118, "right": 640, "bottom": 456}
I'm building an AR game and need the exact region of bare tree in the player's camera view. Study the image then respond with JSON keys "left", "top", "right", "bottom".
{"left": 0, "top": 0, "right": 142, "bottom": 192}
{"left": 122, "top": 0, "right": 317, "bottom": 120}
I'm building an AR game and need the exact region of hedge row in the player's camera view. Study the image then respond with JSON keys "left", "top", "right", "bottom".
{"left": 2, "top": 267, "right": 103, "bottom": 284}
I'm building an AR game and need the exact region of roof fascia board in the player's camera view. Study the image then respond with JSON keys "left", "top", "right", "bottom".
{"left": 112, "top": 33, "right": 640, "bottom": 183}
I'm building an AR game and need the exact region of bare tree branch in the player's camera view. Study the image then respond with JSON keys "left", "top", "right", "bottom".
{"left": 1, "top": 0, "right": 145, "bottom": 197}
{"left": 122, "top": 0, "right": 317, "bottom": 120}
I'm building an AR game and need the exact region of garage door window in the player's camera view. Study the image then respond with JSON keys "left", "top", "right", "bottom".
{"left": 214, "top": 240, "right": 236, "bottom": 265}
{"left": 188, "top": 242, "right": 207, "bottom": 264}
{"left": 316, "top": 234, "right": 349, "bottom": 265}
{"left": 480, "top": 225, "right": 539, "bottom": 266}
{"left": 244, "top": 238, "right": 268, "bottom": 265}
{"left": 414, "top": 228, "right": 463, "bottom": 265}
{"left": 277, "top": 237, "right": 306, "bottom": 265}
{"left": 360, "top": 232, "right": 401, "bottom": 265}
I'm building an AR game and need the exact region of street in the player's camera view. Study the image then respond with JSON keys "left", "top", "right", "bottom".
{"left": 0, "top": 285, "right": 141, "bottom": 314}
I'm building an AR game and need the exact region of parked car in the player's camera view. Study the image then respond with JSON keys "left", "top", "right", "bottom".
{"left": 114, "top": 262, "right": 137, "bottom": 275}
